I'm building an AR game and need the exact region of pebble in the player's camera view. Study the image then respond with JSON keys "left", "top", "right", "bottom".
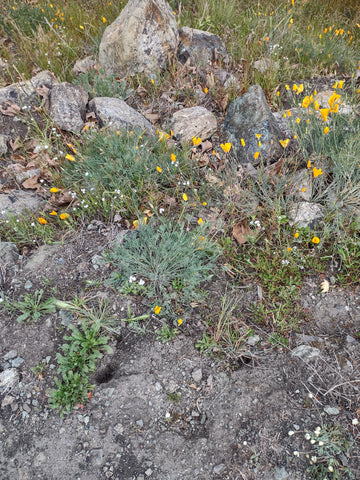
{"left": 11, "top": 357, "right": 24, "bottom": 368}
{"left": 247, "top": 335, "right": 260, "bottom": 346}
{"left": 3, "top": 350, "right": 18, "bottom": 361}
{"left": 213, "top": 463, "right": 226, "bottom": 475}
{"left": 136, "top": 419, "right": 144, "bottom": 428}
{"left": 24, "top": 280, "right": 33, "bottom": 289}
{"left": 191, "top": 368, "right": 202, "bottom": 383}
{"left": 145, "top": 468, "right": 153, "bottom": 476}
{"left": 324, "top": 405, "right": 340, "bottom": 416}
{"left": 291, "top": 345, "right": 320, "bottom": 362}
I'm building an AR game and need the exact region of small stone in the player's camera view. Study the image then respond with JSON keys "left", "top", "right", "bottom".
{"left": 291, "top": 345, "right": 320, "bottom": 363}
{"left": 24, "top": 280, "right": 33, "bottom": 290}
{"left": 22, "top": 403, "right": 31, "bottom": 413}
{"left": 191, "top": 368, "right": 202, "bottom": 383}
{"left": 213, "top": 464, "right": 226, "bottom": 475}
{"left": 1, "top": 395, "right": 14, "bottom": 408}
{"left": 10, "top": 357, "right": 24, "bottom": 368}
{"left": 0, "top": 134, "right": 9, "bottom": 155}
{"left": 324, "top": 405, "right": 340, "bottom": 416}
{"left": 33, "top": 452, "right": 46, "bottom": 467}
{"left": 247, "top": 335, "right": 260, "bottom": 346}
{"left": 136, "top": 419, "right": 144, "bottom": 428}
{"left": 0, "top": 368, "right": 19, "bottom": 391}
{"left": 170, "top": 106, "right": 217, "bottom": 143}
{"left": 155, "top": 382, "right": 162, "bottom": 392}
{"left": 3, "top": 350, "right": 18, "bottom": 361}
{"left": 145, "top": 468, "right": 153, "bottom": 477}
{"left": 288, "top": 202, "right": 324, "bottom": 229}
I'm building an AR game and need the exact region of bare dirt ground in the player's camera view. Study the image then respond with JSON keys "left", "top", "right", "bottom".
{"left": 1, "top": 227, "right": 360, "bottom": 480}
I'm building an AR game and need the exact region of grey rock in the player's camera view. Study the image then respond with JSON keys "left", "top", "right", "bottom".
{"left": 273, "top": 108, "right": 299, "bottom": 139}
{"left": 3, "top": 350, "right": 18, "bottom": 361}
{"left": 91, "top": 254, "right": 106, "bottom": 269}
{"left": 223, "top": 85, "right": 284, "bottom": 165}
{"left": 213, "top": 463, "right": 226, "bottom": 475}
{"left": 136, "top": 419, "right": 144, "bottom": 427}
{"left": 59, "top": 309, "right": 74, "bottom": 327}
{"left": 24, "top": 280, "right": 33, "bottom": 290}
{"left": 254, "top": 58, "right": 279, "bottom": 74}
{"left": 287, "top": 169, "right": 312, "bottom": 201}
{"left": 89, "top": 448, "right": 103, "bottom": 466}
{"left": 23, "top": 244, "right": 61, "bottom": 272}
{"left": 145, "top": 468, "right": 153, "bottom": 477}
{"left": 10, "top": 357, "right": 24, "bottom": 368}
{"left": 291, "top": 345, "right": 320, "bottom": 362}
{"left": 0, "top": 70, "right": 57, "bottom": 107}
{"left": 170, "top": 106, "right": 217, "bottom": 143}
{"left": 324, "top": 405, "right": 340, "bottom": 416}
{"left": 6, "top": 164, "right": 41, "bottom": 185}
{"left": 0, "top": 242, "right": 19, "bottom": 267}
{"left": 99, "top": 0, "right": 178, "bottom": 77}
{"left": 178, "top": 27, "right": 228, "bottom": 67}
{"left": 288, "top": 201, "right": 325, "bottom": 228}
{"left": 73, "top": 56, "right": 96, "bottom": 75}
{"left": 247, "top": 335, "right": 260, "bottom": 346}
{"left": 33, "top": 452, "right": 46, "bottom": 467}
{"left": 0, "top": 368, "right": 19, "bottom": 391}
{"left": 191, "top": 368, "right": 202, "bottom": 383}
{"left": 88, "top": 97, "right": 154, "bottom": 134}
{"left": 274, "top": 467, "right": 291, "bottom": 480}
{"left": 1, "top": 395, "right": 14, "bottom": 408}
{"left": 49, "top": 82, "right": 88, "bottom": 133}
{"left": 0, "top": 134, "right": 9, "bottom": 155}
{"left": 0, "top": 190, "right": 45, "bottom": 220}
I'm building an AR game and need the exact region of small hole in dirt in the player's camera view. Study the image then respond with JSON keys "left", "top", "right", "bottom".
{"left": 94, "top": 365, "right": 115, "bottom": 384}
{"left": 230, "top": 355, "right": 255, "bottom": 370}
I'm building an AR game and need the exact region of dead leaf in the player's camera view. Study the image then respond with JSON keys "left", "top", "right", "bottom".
{"left": 220, "top": 93, "right": 229, "bottom": 112}
{"left": 232, "top": 221, "right": 252, "bottom": 244}
{"left": 52, "top": 191, "right": 76, "bottom": 206}
{"left": 163, "top": 195, "right": 176, "bottom": 205}
{"left": 22, "top": 175, "right": 41, "bottom": 190}
{"left": 36, "top": 85, "right": 50, "bottom": 110}
{"left": 0, "top": 101, "right": 21, "bottom": 116}
{"left": 201, "top": 140, "right": 212, "bottom": 153}
{"left": 144, "top": 112, "right": 160, "bottom": 123}
{"left": 320, "top": 279, "right": 330, "bottom": 293}
{"left": 9, "top": 137, "right": 22, "bottom": 152}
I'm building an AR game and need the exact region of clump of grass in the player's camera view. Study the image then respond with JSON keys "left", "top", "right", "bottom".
{"left": 73, "top": 69, "right": 133, "bottom": 100}
{"left": 106, "top": 220, "right": 221, "bottom": 314}
{"left": 61, "top": 129, "right": 199, "bottom": 221}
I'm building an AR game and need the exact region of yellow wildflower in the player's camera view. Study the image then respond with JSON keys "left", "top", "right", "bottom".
{"left": 177, "top": 318, "right": 183, "bottom": 326}
{"left": 192, "top": 137, "right": 202, "bottom": 146}
{"left": 65, "top": 154, "right": 75, "bottom": 162}
{"left": 313, "top": 167, "right": 323, "bottom": 178}
{"left": 296, "top": 118, "right": 300, "bottom": 123}
{"left": 294, "top": 232, "right": 299, "bottom": 238}
{"left": 38, "top": 217, "right": 47, "bottom": 225}
{"left": 156, "top": 166, "right": 162, "bottom": 173}
{"left": 102, "top": 16, "right": 106, "bottom": 23}
{"left": 171, "top": 153, "right": 176, "bottom": 162}
{"left": 197, "top": 218, "right": 203, "bottom": 225}
{"left": 320, "top": 108, "right": 330, "bottom": 122}
{"left": 154, "top": 306, "right": 161, "bottom": 314}
{"left": 50, "top": 187, "right": 59, "bottom": 193}
{"left": 280, "top": 139, "right": 290, "bottom": 148}
{"left": 302, "top": 96, "right": 311, "bottom": 108}
{"left": 312, "top": 237, "right": 320, "bottom": 244}
{"left": 307, "top": 160, "right": 312, "bottom": 168}
{"left": 255, "top": 133, "right": 262, "bottom": 139}
{"left": 49, "top": 211, "right": 57, "bottom": 216}
{"left": 60, "top": 213, "right": 69, "bottom": 220}
{"left": 287, "top": 247, "right": 292, "bottom": 252}
{"left": 204, "top": 87, "right": 208, "bottom": 94}
{"left": 314, "top": 100, "right": 320, "bottom": 111}
{"left": 324, "top": 127, "right": 329, "bottom": 134}
{"left": 220, "top": 143, "right": 232, "bottom": 153}
{"left": 182, "top": 193, "right": 188, "bottom": 202}
{"left": 241, "top": 138, "right": 246, "bottom": 147}
{"left": 254, "top": 152, "right": 260, "bottom": 160}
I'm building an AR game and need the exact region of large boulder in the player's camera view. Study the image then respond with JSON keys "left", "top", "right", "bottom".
{"left": 49, "top": 83, "right": 88, "bottom": 133}
{"left": 98, "top": 0, "right": 179, "bottom": 77}
{"left": 223, "top": 85, "right": 284, "bottom": 165}
{"left": 0, "top": 70, "right": 56, "bottom": 107}
{"left": 88, "top": 97, "right": 155, "bottom": 134}
{"left": 177, "top": 27, "right": 228, "bottom": 67}
{"left": 170, "top": 106, "right": 217, "bottom": 143}
{"left": 0, "top": 190, "right": 45, "bottom": 220}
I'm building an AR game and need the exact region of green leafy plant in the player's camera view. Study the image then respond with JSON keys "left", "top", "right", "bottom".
{"left": 157, "top": 325, "right": 179, "bottom": 343}
{"left": 2, "top": 289, "right": 57, "bottom": 322}
{"left": 106, "top": 221, "right": 221, "bottom": 309}
{"left": 167, "top": 391, "right": 181, "bottom": 403}
{"left": 49, "top": 321, "right": 112, "bottom": 415}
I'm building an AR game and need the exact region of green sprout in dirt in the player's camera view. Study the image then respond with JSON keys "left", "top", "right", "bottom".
{"left": 1, "top": 289, "right": 57, "bottom": 323}
{"left": 49, "top": 321, "right": 112, "bottom": 415}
